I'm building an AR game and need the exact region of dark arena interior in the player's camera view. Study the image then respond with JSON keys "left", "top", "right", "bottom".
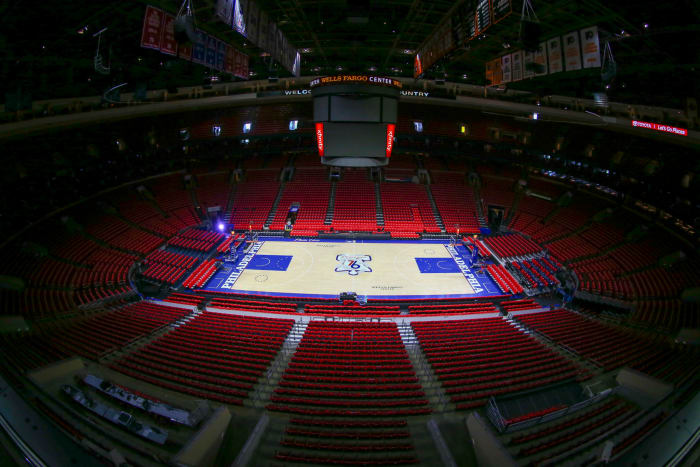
{"left": 1, "top": 1, "right": 700, "bottom": 466}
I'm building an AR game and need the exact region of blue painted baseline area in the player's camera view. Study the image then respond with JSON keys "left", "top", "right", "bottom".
{"left": 415, "top": 257, "right": 462, "bottom": 273}
{"left": 246, "top": 255, "right": 292, "bottom": 271}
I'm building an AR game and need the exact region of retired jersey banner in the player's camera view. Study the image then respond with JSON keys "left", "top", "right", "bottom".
{"left": 160, "top": 13, "right": 177, "bottom": 55}
{"left": 563, "top": 31, "right": 582, "bottom": 71}
{"left": 523, "top": 49, "right": 534, "bottom": 79}
{"left": 141, "top": 6, "right": 164, "bottom": 50}
{"left": 547, "top": 37, "right": 563, "bottom": 73}
{"left": 580, "top": 26, "right": 601, "bottom": 68}
{"left": 511, "top": 51, "right": 522, "bottom": 81}
{"left": 534, "top": 42, "right": 548, "bottom": 76}
{"left": 501, "top": 54, "right": 512, "bottom": 83}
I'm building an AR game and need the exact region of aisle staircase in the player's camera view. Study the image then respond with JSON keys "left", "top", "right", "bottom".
{"left": 324, "top": 181, "right": 336, "bottom": 226}
{"left": 263, "top": 183, "right": 286, "bottom": 229}
{"left": 375, "top": 183, "right": 385, "bottom": 228}
{"left": 472, "top": 184, "right": 489, "bottom": 229}
{"left": 425, "top": 185, "right": 446, "bottom": 233}
{"left": 398, "top": 322, "right": 451, "bottom": 411}
{"left": 247, "top": 319, "right": 308, "bottom": 408}
{"left": 222, "top": 183, "right": 237, "bottom": 224}
{"left": 99, "top": 305, "right": 201, "bottom": 364}
{"left": 542, "top": 220, "right": 594, "bottom": 245}
{"left": 503, "top": 189, "right": 524, "bottom": 227}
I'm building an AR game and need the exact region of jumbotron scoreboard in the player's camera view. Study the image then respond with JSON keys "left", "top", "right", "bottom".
{"left": 311, "top": 75, "right": 401, "bottom": 167}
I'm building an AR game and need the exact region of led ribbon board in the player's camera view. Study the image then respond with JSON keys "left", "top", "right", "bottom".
{"left": 631, "top": 120, "right": 687, "bottom": 136}
{"left": 310, "top": 75, "right": 403, "bottom": 89}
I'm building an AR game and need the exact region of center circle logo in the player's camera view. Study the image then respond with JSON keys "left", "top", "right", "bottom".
{"left": 334, "top": 254, "right": 372, "bottom": 276}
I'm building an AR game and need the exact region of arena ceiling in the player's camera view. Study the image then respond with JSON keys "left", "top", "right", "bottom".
{"left": 1, "top": 0, "right": 699, "bottom": 106}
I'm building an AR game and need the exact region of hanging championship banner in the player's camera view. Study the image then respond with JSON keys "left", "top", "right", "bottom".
{"left": 511, "top": 51, "right": 522, "bottom": 81}
{"left": 492, "top": 0, "right": 512, "bottom": 24}
{"left": 501, "top": 54, "right": 512, "bottom": 83}
{"left": 160, "top": 13, "right": 177, "bottom": 55}
{"left": 292, "top": 51, "right": 301, "bottom": 77}
{"left": 547, "top": 36, "right": 563, "bottom": 73}
{"left": 523, "top": 49, "right": 534, "bottom": 79}
{"left": 192, "top": 31, "right": 207, "bottom": 64}
{"left": 534, "top": 42, "right": 548, "bottom": 75}
{"left": 413, "top": 54, "right": 423, "bottom": 78}
{"left": 215, "top": 0, "right": 234, "bottom": 26}
{"left": 580, "top": 26, "right": 601, "bottom": 68}
{"left": 563, "top": 31, "right": 582, "bottom": 71}
{"left": 233, "top": 0, "right": 248, "bottom": 37}
{"left": 141, "top": 6, "right": 164, "bottom": 50}
{"left": 205, "top": 35, "right": 217, "bottom": 67}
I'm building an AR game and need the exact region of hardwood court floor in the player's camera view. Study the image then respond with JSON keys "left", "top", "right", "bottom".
{"left": 229, "top": 240, "right": 476, "bottom": 298}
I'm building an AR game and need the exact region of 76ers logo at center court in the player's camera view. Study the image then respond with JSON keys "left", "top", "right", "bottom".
{"left": 335, "top": 254, "right": 372, "bottom": 276}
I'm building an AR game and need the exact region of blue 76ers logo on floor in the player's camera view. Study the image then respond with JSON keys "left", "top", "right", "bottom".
{"left": 335, "top": 254, "right": 372, "bottom": 276}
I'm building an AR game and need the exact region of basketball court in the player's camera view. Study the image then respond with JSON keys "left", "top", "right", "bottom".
{"left": 201, "top": 239, "right": 502, "bottom": 300}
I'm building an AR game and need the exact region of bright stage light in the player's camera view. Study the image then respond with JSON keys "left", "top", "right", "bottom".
{"left": 217, "top": 222, "right": 225, "bottom": 232}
